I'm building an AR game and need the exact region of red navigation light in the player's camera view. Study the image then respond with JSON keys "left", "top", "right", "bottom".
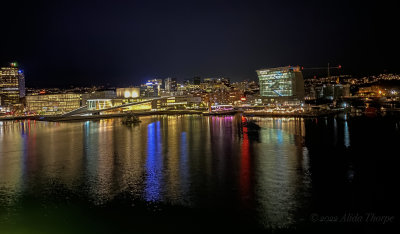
{"left": 240, "top": 97, "right": 246, "bottom": 101}
{"left": 338, "top": 65, "right": 342, "bottom": 69}
{"left": 301, "top": 66, "right": 304, "bottom": 70}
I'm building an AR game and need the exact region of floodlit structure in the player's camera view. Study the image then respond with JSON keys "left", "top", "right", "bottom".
{"left": 116, "top": 87, "right": 140, "bottom": 98}
{"left": 257, "top": 66, "right": 304, "bottom": 104}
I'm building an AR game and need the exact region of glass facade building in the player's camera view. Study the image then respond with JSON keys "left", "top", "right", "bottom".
{"left": 257, "top": 66, "right": 304, "bottom": 102}
{"left": 26, "top": 93, "right": 82, "bottom": 115}
{"left": 0, "top": 64, "right": 25, "bottom": 107}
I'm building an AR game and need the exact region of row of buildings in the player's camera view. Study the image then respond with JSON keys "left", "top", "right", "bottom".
{"left": 0, "top": 63, "right": 313, "bottom": 115}
{"left": 4, "top": 62, "right": 397, "bottom": 116}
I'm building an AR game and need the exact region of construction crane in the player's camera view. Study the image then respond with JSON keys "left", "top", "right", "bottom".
{"left": 301, "top": 63, "right": 342, "bottom": 78}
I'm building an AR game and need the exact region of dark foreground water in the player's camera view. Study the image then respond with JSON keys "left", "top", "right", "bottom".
{"left": 0, "top": 115, "right": 398, "bottom": 233}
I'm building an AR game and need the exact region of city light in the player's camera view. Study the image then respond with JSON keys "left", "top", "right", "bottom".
{"left": 1, "top": 2, "right": 399, "bottom": 233}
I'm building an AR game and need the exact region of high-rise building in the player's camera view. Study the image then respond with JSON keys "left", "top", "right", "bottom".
{"left": 256, "top": 66, "right": 304, "bottom": 103}
{"left": 0, "top": 62, "right": 25, "bottom": 107}
{"left": 140, "top": 79, "right": 162, "bottom": 97}
{"left": 164, "top": 78, "right": 177, "bottom": 92}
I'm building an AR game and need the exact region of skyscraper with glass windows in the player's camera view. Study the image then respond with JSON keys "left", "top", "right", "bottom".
{"left": 0, "top": 62, "right": 25, "bottom": 107}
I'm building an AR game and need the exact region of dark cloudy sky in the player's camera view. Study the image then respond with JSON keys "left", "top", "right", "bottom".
{"left": 1, "top": 0, "right": 399, "bottom": 87}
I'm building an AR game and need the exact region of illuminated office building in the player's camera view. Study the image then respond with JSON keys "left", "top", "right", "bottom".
{"left": 26, "top": 93, "right": 81, "bottom": 115}
{"left": 140, "top": 79, "right": 162, "bottom": 97}
{"left": 257, "top": 66, "right": 304, "bottom": 103}
{"left": 0, "top": 63, "right": 25, "bottom": 107}
{"left": 164, "top": 78, "right": 177, "bottom": 92}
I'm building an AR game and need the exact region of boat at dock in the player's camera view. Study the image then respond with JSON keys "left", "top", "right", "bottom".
{"left": 202, "top": 110, "right": 238, "bottom": 116}
{"left": 203, "top": 104, "right": 240, "bottom": 116}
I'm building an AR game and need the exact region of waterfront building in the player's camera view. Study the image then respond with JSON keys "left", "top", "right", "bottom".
{"left": 150, "top": 96, "right": 203, "bottom": 110}
{"left": 0, "top": 63, "right": 25, "bottom": 108}
{"left": 87, "top": 99, "right": 114, "bottom": 110}
{"left": 117, "top": 97, "right": 152, "bottom": 111}
{"left": 318, "top": 84, "right": 351, "bottom": 100}
{"left": 26, "top": 93, "right": 81, "bottom": 115}
{"left": 257, "top": 66, "right": 305, "bottom": 104}
{"left": 333, "top": 84, "right": 351, "bottom": 98}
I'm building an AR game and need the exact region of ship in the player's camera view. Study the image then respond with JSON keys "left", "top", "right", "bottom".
{"left": 202, "top": 109, "right": 238, "bottom": 116}
{"left": 202, "top": 104, "right": 238, "bottom": 116}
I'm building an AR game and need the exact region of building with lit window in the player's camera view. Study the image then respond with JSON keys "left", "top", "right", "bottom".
{"left": 150, "top": 96, "right": 203, "bottom": 110}
{"left": 0, "top": 63, "right": 25, "bottom": 108}
{"left": 26, "top": 93, "right": 82, "bottom": 115}
{"left": 82, "top": 90, "right": 116, "bottom": 106}
{"left": 164, "top": 78, "right": 177, "bottom": 92}
{"left": 257, "top": 66, "right": 304, "bottom": 104}
{"left": 140, "top": 79, "right": 162, "bottom": 97}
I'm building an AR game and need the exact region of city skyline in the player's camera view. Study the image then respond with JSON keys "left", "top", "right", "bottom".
{"left": 1, "top": 0, "right": 399, "bottom": 88}
{"left": 2, "top": 61, "right": 399, "bottom": 89}
{"left": 1, "top": 1, "right": 399, "bottom": 232}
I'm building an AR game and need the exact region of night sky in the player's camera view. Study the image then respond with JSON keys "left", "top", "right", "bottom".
{"left": 1, "top": 0, "right": 399, "bottom": 87}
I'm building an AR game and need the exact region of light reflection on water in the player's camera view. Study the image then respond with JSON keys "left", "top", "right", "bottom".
{"left": 0, "top": 115, "right": 354, "bottom": 228}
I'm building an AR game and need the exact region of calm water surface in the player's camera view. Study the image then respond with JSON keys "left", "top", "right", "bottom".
{"left": 0, "top": 115, "right": 398, "bottom": 233}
